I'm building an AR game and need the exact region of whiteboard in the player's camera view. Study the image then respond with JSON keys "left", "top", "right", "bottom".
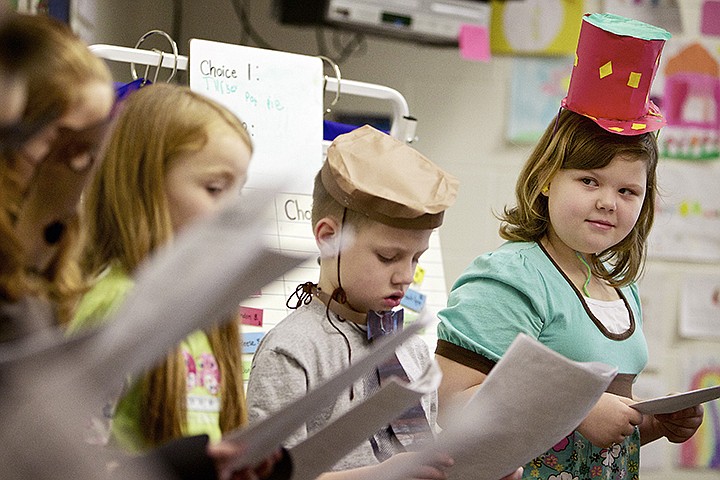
{"left": 188, "top": 38, "right": 324, "bottom": 194}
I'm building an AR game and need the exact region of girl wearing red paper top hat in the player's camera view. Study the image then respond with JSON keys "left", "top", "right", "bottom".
{"left": 435, "top": 13, "right": 703, "bottom": 480}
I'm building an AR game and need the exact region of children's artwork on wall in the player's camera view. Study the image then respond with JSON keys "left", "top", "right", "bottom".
{"left": 506, "top": 57, "right": 572, "bottom": 143}
{"left": 680, "top": 355, "right": 720, "bottom": 469}
{"left": 679, "top": 272, "right": 720, "bottom": 340}
{"left": 701, "top": 0, "right": 720, "bottom": 36}
{"left": 241, "top": 331, "right": 265, "bottom": 355}
{"left": 489, "top": 0, "right": 584, "bottom": 56}
{"left": 648, "top": 160, "right": 720, "bottom": 262}
{"left": 603, "top": 0, "right": 683, "bottom": 34}
{"left": 659, "top": 41, "right": 720, "bottom": 160}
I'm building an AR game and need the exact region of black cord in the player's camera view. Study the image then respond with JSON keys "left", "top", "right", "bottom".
{"left": 286, "top": 282, "right": 314, "bottom": 309}
{"left": 230, "top": 0, "right": 274, "bottom": 49}
{"left": 230, "top": 0, "right": 366, "bottom": 64}
{"left": 336, "top": 207, "right": 347, "bottom": 290}
{"left": 328, "top": 207, "right": 355, "bottom": 400}
{"left": 172, "top": 0, "right": 183, "bottom": 50}
{"left": 315, "top": 27, "right": 328, "bottom": 57}
{"left": 316, "top": 28, "right": 367, "bottom": 65}
{"left": 332, "top": 31, "right": 366, "bottom": 64}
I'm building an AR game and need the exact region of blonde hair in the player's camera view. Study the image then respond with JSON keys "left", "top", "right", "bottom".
{"left": 0, "top": 13, "right": 111, "bottom": 317}
{"left": 80, "top": 83, "right": 252, "bottom": 446}
{"left": 499, "top": 109, "right": 659, "bottom": 287}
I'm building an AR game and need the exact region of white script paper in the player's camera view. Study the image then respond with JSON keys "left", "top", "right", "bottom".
{"left": 632, "top": 384, "right": 720, "bottom": 415}
{"left": 83, "top": 188, "right": 309, "bottom": 383}
{"left": 383, "top": 334, "right": 618, "bottom": 480}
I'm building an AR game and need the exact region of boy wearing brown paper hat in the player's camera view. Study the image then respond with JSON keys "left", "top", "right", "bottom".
{"left": 246, "top": 125, "right": 461, "bottom": 477}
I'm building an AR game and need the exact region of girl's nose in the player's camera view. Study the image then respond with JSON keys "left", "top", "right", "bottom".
{"left": 596, "top": 191, "right": 617, "bottom": 212}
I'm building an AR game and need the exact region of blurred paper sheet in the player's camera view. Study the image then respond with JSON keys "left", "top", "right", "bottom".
{"left": 632, "top": 385, "right": 720, "bottom": 415}
{"left": 0, "top": 188, "right": 306, "bottom": 480}
{"left": 221, "top": 312, "right": 434, "bottom": 475}
{"left": 382, "top": 334, "right": 617, "bottom": 480}
{"left": 441, "top": 334, "right": 616, "bottom": 480}
{"left": 84, "top": 188, "right": 309, "bottom": 385}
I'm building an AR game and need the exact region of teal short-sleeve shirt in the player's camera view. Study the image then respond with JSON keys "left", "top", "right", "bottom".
{"left": 437, "top": 241, "right": 647, "bottom": 375}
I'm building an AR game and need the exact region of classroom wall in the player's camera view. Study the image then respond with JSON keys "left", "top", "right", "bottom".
{"left": 88, "top": 0, "right": 526, "bottom": 284}
{"left": 89, "top": 1, "right": 719, "bottom": 479}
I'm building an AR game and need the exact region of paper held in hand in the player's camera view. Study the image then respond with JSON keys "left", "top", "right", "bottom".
{"left": 84, "top": 187, "right": 310, "bottom": 383}
{"left": 631, "top": 385, "right": 720, "bottom": 415}
{"left": 222, "top": 331, "right": 618, "bottom": 480}
{"left": 383, "top": 334, "right": 619, "bottom": 480}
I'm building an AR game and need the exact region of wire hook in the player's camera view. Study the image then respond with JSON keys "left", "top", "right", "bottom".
{"left": 130, "top": 30, "right": 179, "bottom": 84}
{"left": 318, "top": 55, "right": 341, "bottom": 116}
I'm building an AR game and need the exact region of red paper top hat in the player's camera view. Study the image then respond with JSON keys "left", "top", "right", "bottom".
{"left": 561, "top": 13, "right": 671, "bottom": 135}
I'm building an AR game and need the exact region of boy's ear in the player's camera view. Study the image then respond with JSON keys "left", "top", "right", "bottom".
{"left": 315, "top": 217, "right": 340, "bottom": 257}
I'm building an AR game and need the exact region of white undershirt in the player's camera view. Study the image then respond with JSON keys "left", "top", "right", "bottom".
{"left": 584, "top": 297, "right": 631, "bottom": 334}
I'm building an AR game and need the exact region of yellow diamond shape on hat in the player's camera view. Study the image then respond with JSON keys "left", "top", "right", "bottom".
{"left": 631, "top": 123, "right": 646, "bottom": 130}
{"left": 609, "top": 126, "right": 624, "bottom": 132}
{"left": 627, "top": 72, "right": 642, "bottom": 88}
{"left": 599, "top": 61, "right": 613, "bottom": 79}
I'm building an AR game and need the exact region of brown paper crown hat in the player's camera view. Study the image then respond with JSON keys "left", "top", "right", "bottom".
{"left": 321, "top": 125, "right": 459, "bottom": 229}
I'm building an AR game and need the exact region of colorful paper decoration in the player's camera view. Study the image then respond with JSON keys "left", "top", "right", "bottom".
{"left": 459, "top": 24, "right": 491, "bottom": 62}
{"left": 490, "top": 0, "right": 584, "bottom": 56}
{"left": 239, "top": 305, "right": 264, "bottom": 327}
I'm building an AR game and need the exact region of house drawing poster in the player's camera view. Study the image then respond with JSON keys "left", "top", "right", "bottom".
{"left": 654, "top": 39, "right": 720, "bottom": 160}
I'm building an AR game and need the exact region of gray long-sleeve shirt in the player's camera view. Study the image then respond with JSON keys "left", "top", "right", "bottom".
{"left": 246, "top": 299, "right": 437, "bottom": 471}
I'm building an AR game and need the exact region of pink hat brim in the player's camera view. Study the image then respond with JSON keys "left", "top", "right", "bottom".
{"left": 561, "top": 98, "right": 666, "bottom": 136}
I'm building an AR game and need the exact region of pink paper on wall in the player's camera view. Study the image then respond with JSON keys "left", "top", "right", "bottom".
{"left": 239, "top": 305, "right": 263, "bottom": 327}
{"left": 702, "top": 0, "right": 720, "bottom": 36}
{"left": 459, "top": 24, "right": 491, "bottom": 62}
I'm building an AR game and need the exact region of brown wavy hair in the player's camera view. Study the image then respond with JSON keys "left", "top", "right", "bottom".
{"left": 498, "top": 109, "right": 659, "bottom": 287}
